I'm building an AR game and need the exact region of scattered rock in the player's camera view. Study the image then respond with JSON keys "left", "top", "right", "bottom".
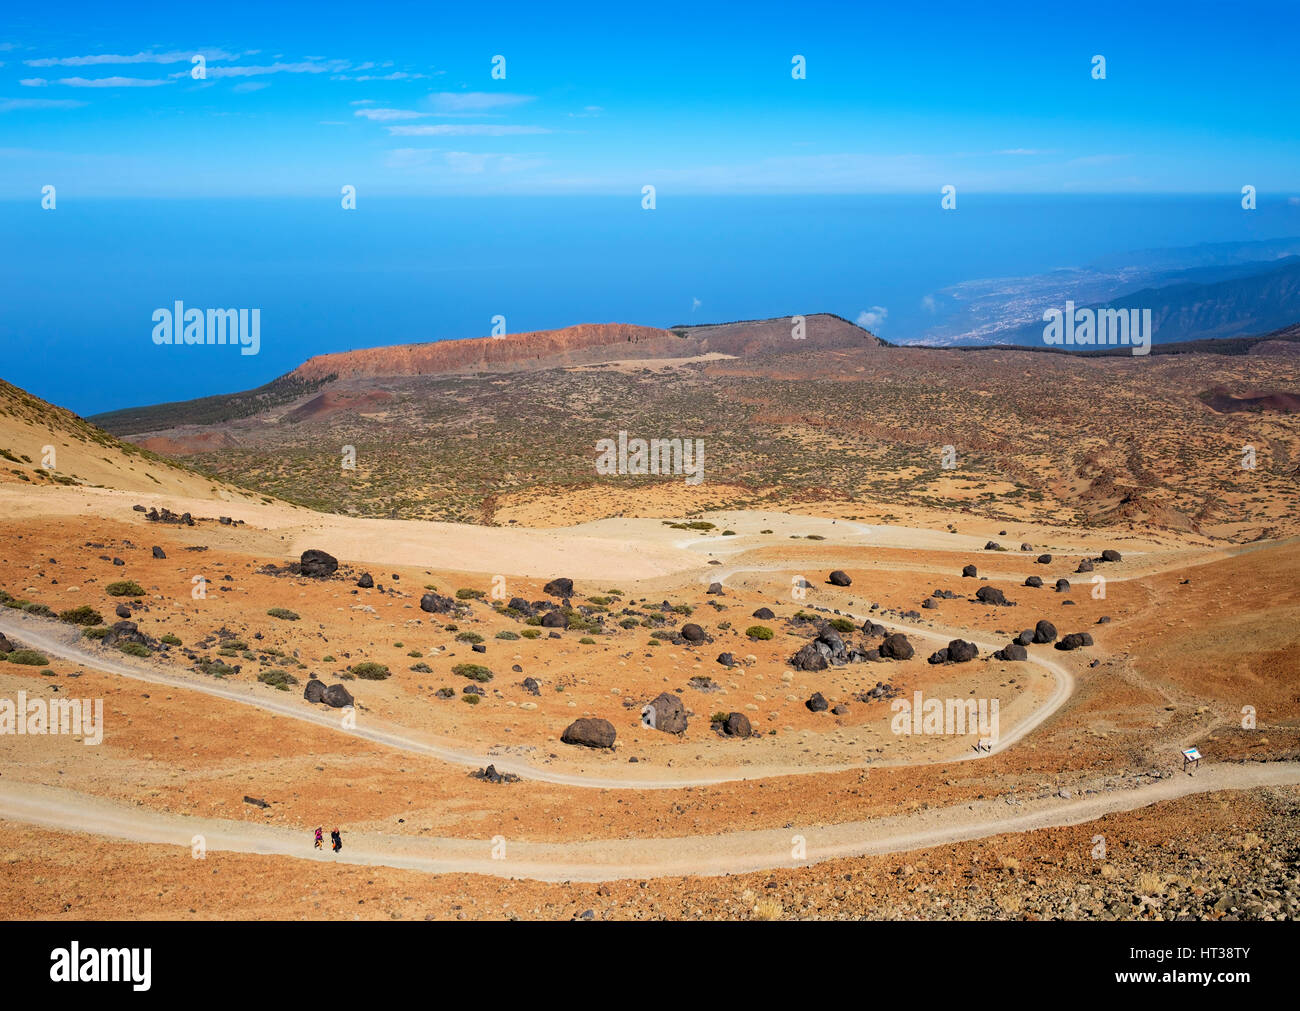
{"left": 805, "top": 692, "right": 829, "bottom": 712}
{"left": 1025, "top": 576, "right": 1043, "bottom": 588}
{"left": 962, "top": 564, "right": 978, "bottom": 578}
{"left": 151, "top": 546, "right": 166, "bottom": 559}
{"left": 357, "top": 573, "right": 374, "bottom": 589}
{"left": 828, "top": 570, "right": 852, "bottom": 586}
{"left": 1056, "top": 632, "right": 1095, "bottom": 651}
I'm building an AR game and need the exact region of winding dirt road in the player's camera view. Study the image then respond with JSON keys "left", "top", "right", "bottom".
{"left": 2, "top": 763, "right": 1295, "bottom": 882}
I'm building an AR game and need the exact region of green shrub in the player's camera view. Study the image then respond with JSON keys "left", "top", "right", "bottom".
{"left": 410, "top": 662, "right": 432, "bottom": 673}
{"left": 452, "top": 663, "right": 492, "bottom": 682}
{"left": 322, "top": 655, "right": 336, "bottom": 663}
{"left": 620, "top": 617, "right": 640, "bottom": 629}
{"left": 59, "top": 604, "right": 104, "bottom": 626}
{"left": 5, "top": 649, "right": 49, "bottom": 666}
{"left": 495, "top": 630, "right": 519, "bottom": 640}
{"left": 83, "top": 626, "right": 108, "bottom": 640}
{"left": 160, "top": 633, "right": 182, "bottom": 646}
{"left": 455, "top": 588, "right": 485, "bottom": 600}
{"left": 745, "top": 625, "right": 774, "bottom": 640}
{"left": 22, "top": 602, "right": 55, "bottom": 617}
{"left": 195, "top": 659, "right": 236, "bottom": 678}
{"left": 461, "top": 693, "right": 480, "bottom": 705}
{"left": 578, "top": 636, "right": 595, "bottom": 645}
{"left": 407, "top": 649, "right": 423, "bottom": 657}
{"left": 118, "top": 643, "right": 151, "bottom": 658}
{"left": 520, "top": 629, "right": 541, "bottom": 639}
{"left": 828, "top": 617, "right": 856, "bottom": 634}
{"left": 351, "top": 661, "right": 391, "bottom": 680}
{"left": 267, "top": 607, "right": 300, "bottom": 621}
{"left": 455, "top": 631, "right": 484, "bottom": 644}
{"left": 258, "top": 669, "right": 298, "bottom": 690}
{"left": 106, "top": 581, "right": 145, "bottom": 597}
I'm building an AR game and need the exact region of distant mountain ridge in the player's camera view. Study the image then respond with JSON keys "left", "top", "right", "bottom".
{"left": 94, "top": 314, "right": 882, "bottom": 435}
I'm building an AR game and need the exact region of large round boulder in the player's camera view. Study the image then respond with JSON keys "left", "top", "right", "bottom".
{"left": 322, "top": 683, "right": 354, "bottom": 708}
{"left": 299, "top": 549, "right": 339, "bottom": 578}
{"left": 562, "top": 717, "right": 616, "bottom": 749}
{"left": 961, "top": 564, "right": 978, "bottom": 578}
{"left": 680, "top": 623, "right": 706, "bottom": 644}
{"left": 828, "top": 570, "right": 852, "bottom": 587}
{"left": 642, "top": 692, "right": 688, "bottom": 734}
{"left": 946, "top": 638, "right": 978, "bottom": 663}
{"left": 304, "top": 679, "right": 327, "bottom": 703}
{"left": 879, "top": 632, "right": 914, "bottom": 661}
{"left": 1024, "top": 575, "right": 1043, "bottom": 588}
{"left": 1056, "top": 632, "right": 1095, "bottom": 651}
{"left": 752, "top": 607, "right": 775, "bottom": 620}
{"left": 420, "top": 592, "right": 455, "bottom": 614}
{"left": 543, "top": 577, "right": 574, "bottom": 598}
{"left": 1032, "top": 619, "right": 1058, "bottom": 644}
{"left": 975, "top": 586, "right": 1011, "bottom": 606}
{"left": 723, "top": 712, "right": 752, "bottom": 738}
{"left": 541, "top": 610, "right": 569, "bottom": 629}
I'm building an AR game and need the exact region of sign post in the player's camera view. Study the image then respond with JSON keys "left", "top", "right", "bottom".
{"left": 1182, "top": 746, "right": 1202, "bottom": 773}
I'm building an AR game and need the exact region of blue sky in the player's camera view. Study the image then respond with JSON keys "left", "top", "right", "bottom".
{"left": 2, "top": 0, "right": 1298, "bottom": 197}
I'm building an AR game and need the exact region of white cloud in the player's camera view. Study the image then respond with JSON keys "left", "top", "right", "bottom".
{"left": 387, "top": 124, "right": 549, "bottom": 136}
{"left": 57, "top": 76, "right": 171, "bottom": 87}
{"left": 0, "top": 97, "right": 86, "bottom": 111}
{"left": 354, "top": 107, "right": 427, "bottom": 121}
{"left": 27, "top": 49, "right": 240, "bottom": 67}
{"left": 232, "top": 81, "right": 269, "bottom": 93}
{"left": 19, "top": 78, "right": 46, "bottom": 86}
{"left": 183, "top": 60, "right": 350, "bottom": 79}
{"left": 920, "top": 294, "right": 937, "bottom": 313}
{"left": 856, "top": 306, "right": 888, "bottom": 330}
{"left": 427, "top": 91, "right": 533, "bottom": 113}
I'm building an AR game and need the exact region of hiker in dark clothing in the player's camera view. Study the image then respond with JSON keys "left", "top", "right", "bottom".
{"left": 331, "top": 828, "right": 342, "bottom": 853}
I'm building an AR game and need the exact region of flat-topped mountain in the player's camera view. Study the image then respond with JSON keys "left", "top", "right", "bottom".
{"left": 286, "top": 314, "right": 883, "bottom": 383}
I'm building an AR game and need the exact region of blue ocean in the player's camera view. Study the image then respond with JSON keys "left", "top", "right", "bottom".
{"left": 2, "top": 193, "right": 1298, "bottom": 415}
